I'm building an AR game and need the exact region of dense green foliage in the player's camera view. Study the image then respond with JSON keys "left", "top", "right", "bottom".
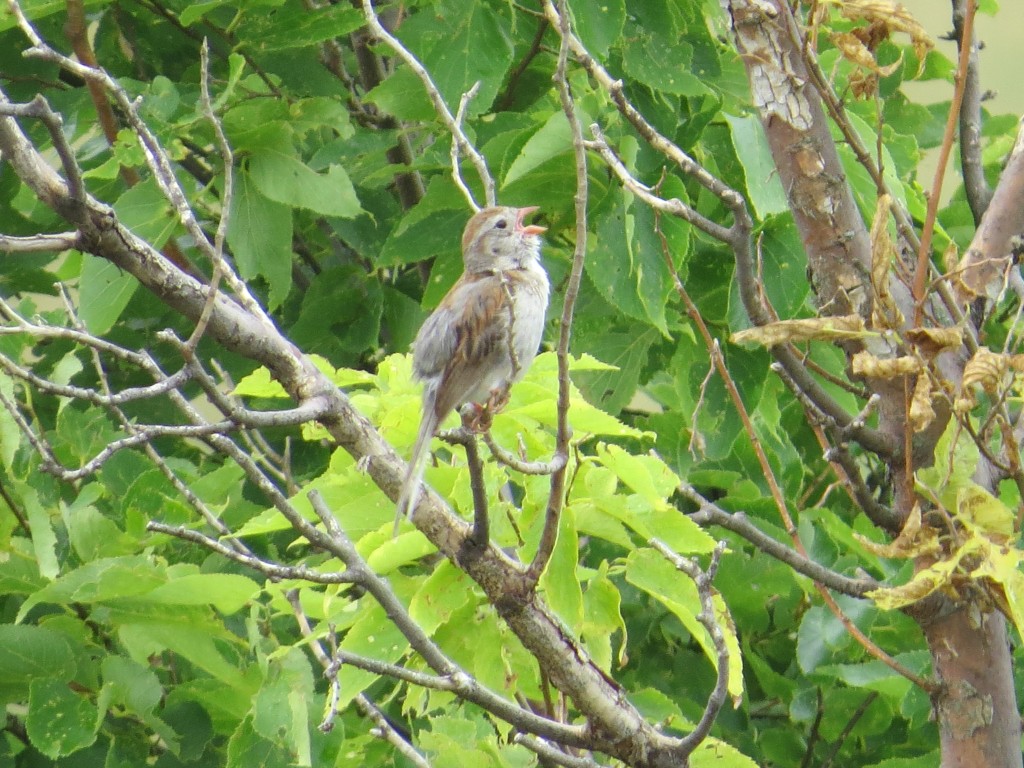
{"left": 0, "top": 0, "right": 1020, "bottom": 766}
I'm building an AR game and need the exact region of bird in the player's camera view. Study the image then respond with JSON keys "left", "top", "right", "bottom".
{"left": 395, "top": 205, "right": 550, "bottom": 532}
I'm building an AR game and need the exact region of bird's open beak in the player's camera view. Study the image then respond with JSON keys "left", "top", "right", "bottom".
{"left": 516, "top": 206, "right": 547, "bottom": 236}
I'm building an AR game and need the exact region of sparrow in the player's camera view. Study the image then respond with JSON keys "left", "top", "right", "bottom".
{"left": 395, "top": 205, "right": 550, "bottom": 530}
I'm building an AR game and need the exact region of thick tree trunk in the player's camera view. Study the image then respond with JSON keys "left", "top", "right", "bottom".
{"left": 924, "top": 608, "right": 1022, "bottom": 767}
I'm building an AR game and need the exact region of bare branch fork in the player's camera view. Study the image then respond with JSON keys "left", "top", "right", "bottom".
{"left": 651, "top": 540, "right": 731, "bottom": 752}
{"left": 360, "top": 0, "right": 495, "bottom": 209}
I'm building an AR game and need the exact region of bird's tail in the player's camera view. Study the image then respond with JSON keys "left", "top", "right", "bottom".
{"left": 394, "top": 410, "right": 438, "bottom": 536}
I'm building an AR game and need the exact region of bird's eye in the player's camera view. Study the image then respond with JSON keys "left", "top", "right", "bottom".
{"left": 494, "top": 219, "right": 508, "bottom": 230}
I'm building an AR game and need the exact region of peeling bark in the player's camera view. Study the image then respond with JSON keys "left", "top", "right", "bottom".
{"left": 924, "top": 609, "right": 1022, "bottom": 768}
{"left": 723, "top": 0, "right": 872, "bottom": 318}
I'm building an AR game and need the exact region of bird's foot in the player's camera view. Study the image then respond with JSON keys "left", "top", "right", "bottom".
{"left": 461, "top": 402, "right": 492, "bottom": 432}
{"left": 486, "top": 384, "right": 511, "bottom": 414}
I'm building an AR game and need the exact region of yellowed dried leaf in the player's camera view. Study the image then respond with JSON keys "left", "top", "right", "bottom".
{"left": 942, "top": 241, "right": 959, "bottom": 274}
{"left": 732, "top": 315, "right": 868, "bottom": 348}
{"left": 909, "top": 373, "right": 935, "bottom": 432}
{"left": 831, "top": 0, "right": 933, "bottom": 74}
{"left": 855, "top": 503, "right": 940, "bottom": 558}
{"left": 963, "top": 347, "right": 1007, "bottom": 393}
{"left": 956, "top": 347, "right": 1009, "bottom": 413}
{"left": 905, "top": 326, "right": 964, "bottom": 358}
{"left": 868, "top": 194, "right": 904, "bottom": 327}
{"left": 866, "top": 554, "right": 963, "bottom": 610}
{"left": 851, "top": 351, "right": 920, "bottom": 378}
{"left": 831, "top": 31, "right": 901, "bottom": 75}
{"left": 870, "top": 194, "right": 893, "bottom": 287}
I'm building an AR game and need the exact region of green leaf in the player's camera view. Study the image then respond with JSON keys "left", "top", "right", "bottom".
{"left": 378, "top": 178, "right": 467, "bottom": 267}
{"left": 100, "top": 655, "right": 162, "bottom": 715}
{"left": 179, "top": 0, "right": 229, "bottom": 26}
{"left": 252, "top": 649, "right": 313, "bottom": 766}
{"left": 226, "top": 715, "right": 292, "bottom": 768}
{"left": 505, "top": 354, "right": 649, "bottom": 440}
{"left": 573, "top": 328, "right": 659, "bottom": 415}
{"left": 419, "top": 2, "right": 514, "bottom": 115}
{"left": 224, "top": 103, "right": 293, "bottom": 153}
{"left": 581, "top": 565, "right": 626, "bottom": 672}
{"left": 0, "top": 624, "right": 76, "bottom": 684}
{"left": 625, "top": 548, "right": 741, "bottom": 696}
{"left": 144, "top": 573, "right": 261, "bottom": 614}
{"left": 78, "top": 255, "right": 138, "bottom": 335}
{"left": 237, "top": 3, "right": 363, "bottom": 52}
{"left": 290, "top": 265, "right": 383, "bottom": 357}
{"left": 113, "top": 176, "right": 178, "bottom": 248}
{"left": 917, "top": 420, "right": 979, "bottom": 500}
{"left": 504, "top": 110, "right": 589, "bottom": 188}
{"left": 19, "top": 482, "right": 59, "bottom": 580}
{"left": 572, "top": 0, "right": 626, "bottom": 55}
{"left": 690, "top": 737, "right": 760, "bottom": 768}
{"left": 27, "top": 677, "right": 99, "bottom": 758}
{"left": 629, "top": 686, "right": 688, "bottom": 726}
{"left": 113, "top": 606, "right": 251, "bottom": 688}
{"left": 0, "top": 538, "right": 47, "bottom": 596}
{"left": 142, "top": 76, "right": 180, "bottom": 123}
{"left": 724, "top": 113, "right": 789, "bottom": 219}
{"left": 249, "top": 149, "right": 361, "bottom": 218}
{"left": 588, "top": 188, "right": 676, "bottom": 335}
{"left": 409, "top": 560, "right": 473, "bottom": 636}
{"left": 418, "top": 714, "right": 499, "bottom": 766}
{"left": 597, "top": 443, "right": 678, "bottom": 509}
{"left": 64, "top": 504, "right": 136, "bottom": 561}
{"left": 540, "top": 506, "right": 584, "bottom": 632}
{"left": 796, "top": 600, "right": 871, "bottom": 672}
{"left": 226, "top": 169, "right": 293, "bottom": 308}
{"left": 336, "top": 601, "right": 409, "bottom": 710}
{"left": 621, "top": 5, "right": 711, "bottom": 96}
{"left": 364, "top": 67, "right": 437, "bottom": 122}
{"left": 17, "top": 555, "right": 165, "bottom": 622}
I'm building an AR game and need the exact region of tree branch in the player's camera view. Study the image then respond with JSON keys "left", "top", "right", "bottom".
{"left": 683, "top": 486, "right": 877, "bottom": 597}
{"left": 525, "top": 0, "right": 586, "bottom": 588}
{"left": 359, "top": 0, "right": 495, "bottom": 208}
{"left": 952, "top": 0, "right": 991, "bottom": 223}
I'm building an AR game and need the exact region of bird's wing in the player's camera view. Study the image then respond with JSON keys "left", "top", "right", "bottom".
{"left": 418, "top": 272, "right": 510, "bottom": 418}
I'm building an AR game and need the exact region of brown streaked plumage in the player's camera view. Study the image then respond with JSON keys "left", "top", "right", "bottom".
{"left": 395, "top": 206, "right": 550, "bottom": 532}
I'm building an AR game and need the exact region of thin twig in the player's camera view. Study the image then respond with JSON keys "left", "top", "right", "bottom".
{"left": 953, "top": 0, "right": 991, "bottom": 223}
{"left": 819, "top": 692, "right": 880, "bottom": 768}
{"left": 187, "top": 39, "right": 234, "bottom": 350}
{"left": 585, "top": 129, "right": 732, "bottom": 242}
{"left": 0, "top": 95, "right": 84, "bottom": 203}
{"left": 913, "top": 0, "right": 976, "bottom": 324}
{"left": 286, "top": 591, "right": 430, "bottom": 765}
{"left": 360, "top": 0, "right": 495, "bottom": 207}
{"left": 482, "top": 430, "right": 567, "bottom": 475}
{"left": 8, "top": 2, "right": 274, "bottom": 327}
{"left": 446, "top": 429, "right": 489, "bottom": 546}
{"left": 683, "top": 487, "right": 877, "bottom": 597}
{"left": 652, "top": 540, "right": 731, "bottom": 753}
{"left": 0, "top": 232, "right": 80, "bottom": 253}
{"left": 513, "top": 734, "right": 601, "bottom": 768}
{"left": 146, "top": 522, "right": 359, "bottom": 584}
{"left": 451, "top": 82, "right": 483, "bottom": 211}
{"left": 524, "top": 0, "right": 586, "bottom": 587}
